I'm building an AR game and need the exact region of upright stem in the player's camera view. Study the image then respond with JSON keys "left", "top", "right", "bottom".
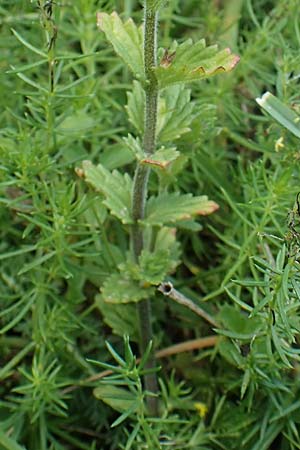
{"left": 131, "top": 2, "right": 159, "bottom": 415}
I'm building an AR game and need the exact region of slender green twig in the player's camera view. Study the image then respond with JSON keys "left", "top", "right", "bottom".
{"left": 131, "top": 1, "right": 159, "bottom": 415}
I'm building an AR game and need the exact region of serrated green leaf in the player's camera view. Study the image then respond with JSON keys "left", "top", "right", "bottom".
{"left": 256, "top": 91, "right": 300, "bottom": 139}
{"left": 153, "top": 227, "right": 181, "bottom": 270}
{"left": 157, "top": 85, "right": 194, "bottom": 142}
{"left": 101, "top": 273, "right": 154, "bottom": 304}
{"left": 97, "top": 11, "right": 144, "bottom": 79}
{"left": 155, "top": 40, "right": 239, "bottom": 88}
{"left": 139, "top": 248, "right": 173, "bottom": 285}
{"left": 143, "top": 192, "right": 219, "bottom": 226}
{"left": 81, "top": 161, "right": 133, "bottom": 224}
{"left": 126, "top": 82, "right": 195, "bottom": 142}
{"left": 126, "top": 80, "right": 145, "bottom": 134}
{"left": 123, "top": 134, "right": 144, "bottom": 160}
{"left": 93, "top": 384, "right": 137, "bottom": 413}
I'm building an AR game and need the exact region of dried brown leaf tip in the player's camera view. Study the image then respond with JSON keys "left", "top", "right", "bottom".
{"left": 198, "top": 201, "right": 219, "bottom": 216}
{"left": 96, "top": 12, "right": 103, "bottom": 29}
{"left": 141, "top": 158, "right": 170, "bottom": 169}
{"left": 75, "top": 167, "right": 85, "bottom": 179}
{"left": 160, "top": 49, "right": 176, "bottom": 68}
{"left": 225, "top": 48, "right": 240, "bottom": 70}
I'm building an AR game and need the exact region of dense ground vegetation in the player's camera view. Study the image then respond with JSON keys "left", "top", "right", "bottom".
{"left": 1, "top": 0, "right": 300, "bottom": 449}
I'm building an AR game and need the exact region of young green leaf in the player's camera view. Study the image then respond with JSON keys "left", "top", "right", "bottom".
{"left": 101, "top": 273, "right": 155, "bottom": 304}
{"left": 93, "top": 384, "right": 138, "bottom": 413}
{"left": 138, "top": 248, "right": 173, "bottom": 285}
{"left": 143, "top": 192, "right": 219, "bottom": 226}
{"left": 256, "top": 91, "right": 300, "bottom": 139}
{"left": 81, "top": 161, "right": 133, "bottom": 224}
{"left": 97, "top": 11, "right": 144, "bottom": 80}
{"left": 155, "top": 40, "right": 240, "bottom": 87}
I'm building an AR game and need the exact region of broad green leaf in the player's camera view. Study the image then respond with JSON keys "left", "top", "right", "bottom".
{"left": 256, "top": 91, "right": 300, "bottom": 139}
{"left": 97, "top": 12, "right": 144, "bottom": 80}
{"left": 95, "top": 294, "right": 139, "bottom": 341}
{"left": 139, "top": 248, "right": 173, "bottom": 284}
{"left": 157, "top": 85, "right": 195, "bottom": 142}
{"left": 143, "top": 192, "right": 219, "bottom": 226}
{"left": 81, "top": 161, "right": 133, "bottom": 224}
{"left": 101, "top": 273, "right": 154, "bottom": 304}
{"left": 58, "top": 110, "right": 96, "bottom": 134}
{"left": 218, "top": 305, "right": 262, "bottom": 337}
{"left": 155, "top": 40, "right": 240, "bottom": 88}
{"left": 93, "top": 384, "right": 137, "bottom": 413}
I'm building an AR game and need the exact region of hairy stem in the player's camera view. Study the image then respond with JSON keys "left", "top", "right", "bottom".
{"left": 131, "top": 2, "right": 159, "bottom": 415}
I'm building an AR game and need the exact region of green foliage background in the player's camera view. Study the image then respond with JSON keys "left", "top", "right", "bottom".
{"left": 1, "top": 0, "right": 300, "bottom": 449}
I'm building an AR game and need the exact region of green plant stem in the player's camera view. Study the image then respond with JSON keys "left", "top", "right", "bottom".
{"left": 131, "top": 1, "right": 159, "bottom": 416}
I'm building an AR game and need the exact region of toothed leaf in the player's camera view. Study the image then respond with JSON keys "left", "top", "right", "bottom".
{"left": 81, "top": 161, "right": 133, "bottom": 224}
{"left": 126, "top": 80, "right": 145, "bottom": 135}
{"left": 155, "top": 39, "right": 240, "bottom": 88}
{"left": 157, "top": 85, "right": 195, "bottom": 142}
{"left": 126, "top": 82, "right": 195, "bottom": 142}
{"left": 143, "top": 192, "right": 219, "bottom": 226}
{"left": 138, "top": 248, "right": 173, "bottom": 285}
{"left": 97, "top": 11, "right": 144, "bottom": 80}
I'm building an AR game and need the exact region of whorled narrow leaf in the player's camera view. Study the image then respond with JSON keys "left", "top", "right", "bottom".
{"left": 155, "top": 39, "right": 240, "bottom": 88}
{"left": 97, "top": 11, "right": 144, "bottom": 80}
{"left": 256, "top": 91, "right": 300, "bottom": 139}
{"left": 143, "top": 192, "right": 219, "bottom": 226}
{"left": 80, "top": 161, "right": 133, "bottom": 224}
